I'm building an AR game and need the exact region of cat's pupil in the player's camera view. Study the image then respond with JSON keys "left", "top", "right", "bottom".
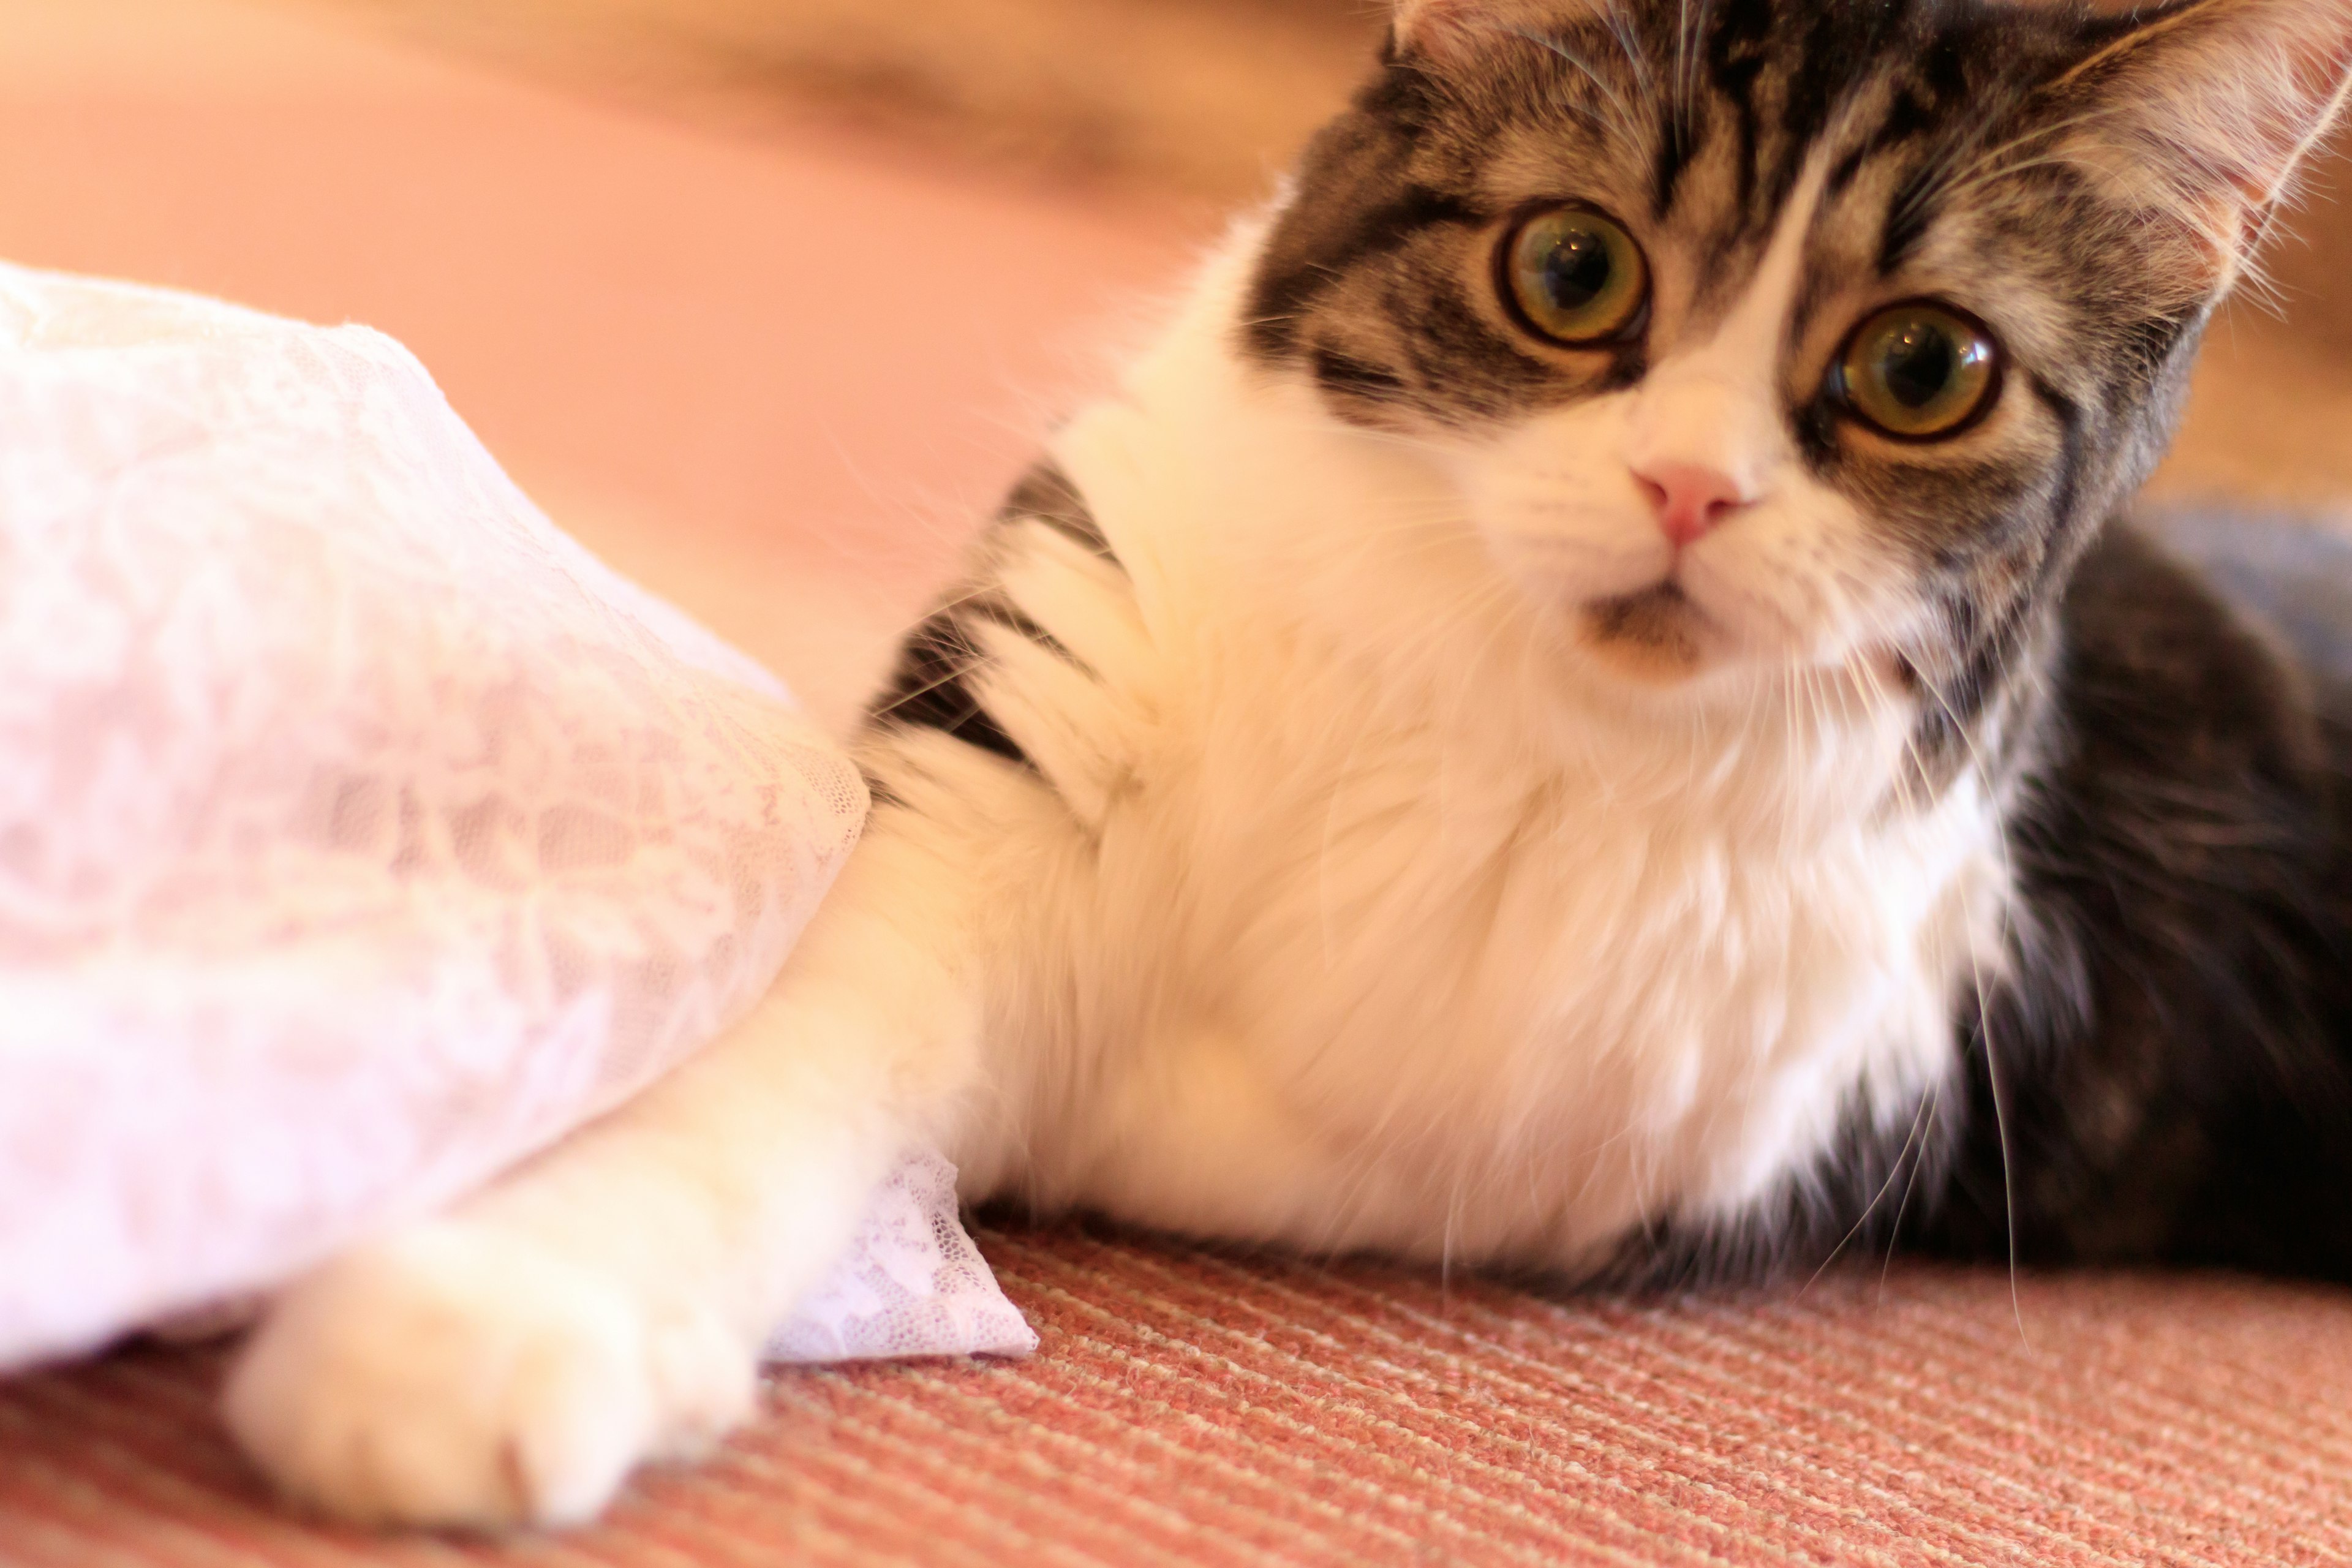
{"left": 1878, "top": 321, "right": 1956, "bottom": 409}
{"left": 1539, "top": 228, "right": 1612, "bottom": 311}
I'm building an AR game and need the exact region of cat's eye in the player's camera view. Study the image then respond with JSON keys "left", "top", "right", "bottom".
{"left": 1831, "top": 303, "right": 2000, "bottom": 440}
{"left": 1500, "top": 206, "right": 1649, "bottom": 345}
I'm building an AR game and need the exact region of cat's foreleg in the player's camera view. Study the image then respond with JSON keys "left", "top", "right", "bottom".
{"left": 222, "top": 823, "right": 990, "bottom": 1528}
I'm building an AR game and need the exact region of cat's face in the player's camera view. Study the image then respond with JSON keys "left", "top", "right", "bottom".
{"left": 1247, "top": 0, "right": 2351, "bottom": 711}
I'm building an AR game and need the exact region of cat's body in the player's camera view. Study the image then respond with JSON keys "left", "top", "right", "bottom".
{"left": 899, "top": 241, "right": 2009, "bottom": 1273}
{"left": 223, "top": 0, "right": 2352, "bottom": 1528}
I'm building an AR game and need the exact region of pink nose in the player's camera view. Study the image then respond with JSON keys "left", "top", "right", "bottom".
{"left": 1633, "top": 461, "right": 1747, "bottom": 547}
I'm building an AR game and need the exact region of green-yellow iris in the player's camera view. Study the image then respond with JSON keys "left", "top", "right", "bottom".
{"left": 1503, "top": 208, "right": 1649, "bottom": 345}
{"left": 1836, "top": 303, "right": 2000, "bottom": 439}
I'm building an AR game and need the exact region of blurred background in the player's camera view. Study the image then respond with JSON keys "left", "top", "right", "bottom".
{"left": 4, "top": 0, "right": 2350, "bottom": 730}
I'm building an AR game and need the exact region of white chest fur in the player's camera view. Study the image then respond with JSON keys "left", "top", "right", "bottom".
{"left": 946, "top": 236, "right": 2010, "bottom": 1274}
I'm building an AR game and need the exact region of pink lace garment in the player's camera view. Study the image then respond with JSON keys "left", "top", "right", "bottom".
{"left": 0, "top": 263, "right": 1034, "bottom": 1371}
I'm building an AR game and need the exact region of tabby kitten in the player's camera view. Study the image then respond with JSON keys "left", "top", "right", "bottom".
{"left": 226, "top": 0, "right": 2352, "bottom": 1527}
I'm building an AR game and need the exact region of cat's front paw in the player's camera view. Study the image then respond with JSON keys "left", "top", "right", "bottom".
{"left": 222, "top": 1221, "right": 755, "bottom": 1529}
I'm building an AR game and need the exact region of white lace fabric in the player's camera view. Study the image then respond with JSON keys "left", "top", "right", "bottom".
{"left": 0, "top": 262, "right": 1032, "bottom": 1371}
{"left": 767, "top": 1152, "right": 1036, "bottom": 1362}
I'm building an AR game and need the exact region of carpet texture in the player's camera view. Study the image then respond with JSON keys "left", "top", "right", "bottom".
{"left": 4, "top": 1223, "right": 2350, "bottom": 1566}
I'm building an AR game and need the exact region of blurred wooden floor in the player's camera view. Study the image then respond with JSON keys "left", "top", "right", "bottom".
{"left": 306, "top": 0, "right": 1385, "bottom": 197}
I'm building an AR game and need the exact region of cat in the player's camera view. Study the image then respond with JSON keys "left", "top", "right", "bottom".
{"left": 222, "top": 0, "right": 2352, "bottom": 1528}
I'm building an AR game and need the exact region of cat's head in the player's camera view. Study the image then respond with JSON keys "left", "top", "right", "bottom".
{"left": 1245, "top": 0, "right": 2352, "bottom": 715}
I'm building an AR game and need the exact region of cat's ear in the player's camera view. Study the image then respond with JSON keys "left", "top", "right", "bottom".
{"left": 2052, "top": 0, "right": 2352, "bottom": 298}
{"left": 1390, "top": 0, "right": 1485, "bottom": 56}
{"left": 1390, "top": 0, "right": 1566, "bottom": 58}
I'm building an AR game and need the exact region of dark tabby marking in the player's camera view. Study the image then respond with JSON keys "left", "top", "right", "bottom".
{"left": 865, "top": 459, "right": 1117, "bottom": 772}
{"left": 869, "top": 606, "right": 1032, "bottom": 767}
{"left": 1001, "top": 459, "right": 1114, "bottom": 560}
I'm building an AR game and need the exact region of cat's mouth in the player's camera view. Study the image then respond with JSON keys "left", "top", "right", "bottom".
{"left": 1578, "top": 581, "right": 1713, "bottom": 680}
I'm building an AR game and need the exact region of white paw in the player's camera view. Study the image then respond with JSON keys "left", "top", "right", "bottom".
{"left": 222, "top": 1222, "right": 755, "bottom": 1529}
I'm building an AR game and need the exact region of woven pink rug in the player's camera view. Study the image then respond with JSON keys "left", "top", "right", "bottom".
{"left": 6, "top": 1224, "right": 2351, "bottom": 1566}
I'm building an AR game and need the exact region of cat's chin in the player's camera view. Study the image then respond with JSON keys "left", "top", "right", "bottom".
{"left": 1573, "top": 583, "right": 1722, "bottom": 685}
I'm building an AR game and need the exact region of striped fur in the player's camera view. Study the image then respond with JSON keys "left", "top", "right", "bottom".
{"left": 868, "top": 461, "right": 1118, "bottom": 774}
